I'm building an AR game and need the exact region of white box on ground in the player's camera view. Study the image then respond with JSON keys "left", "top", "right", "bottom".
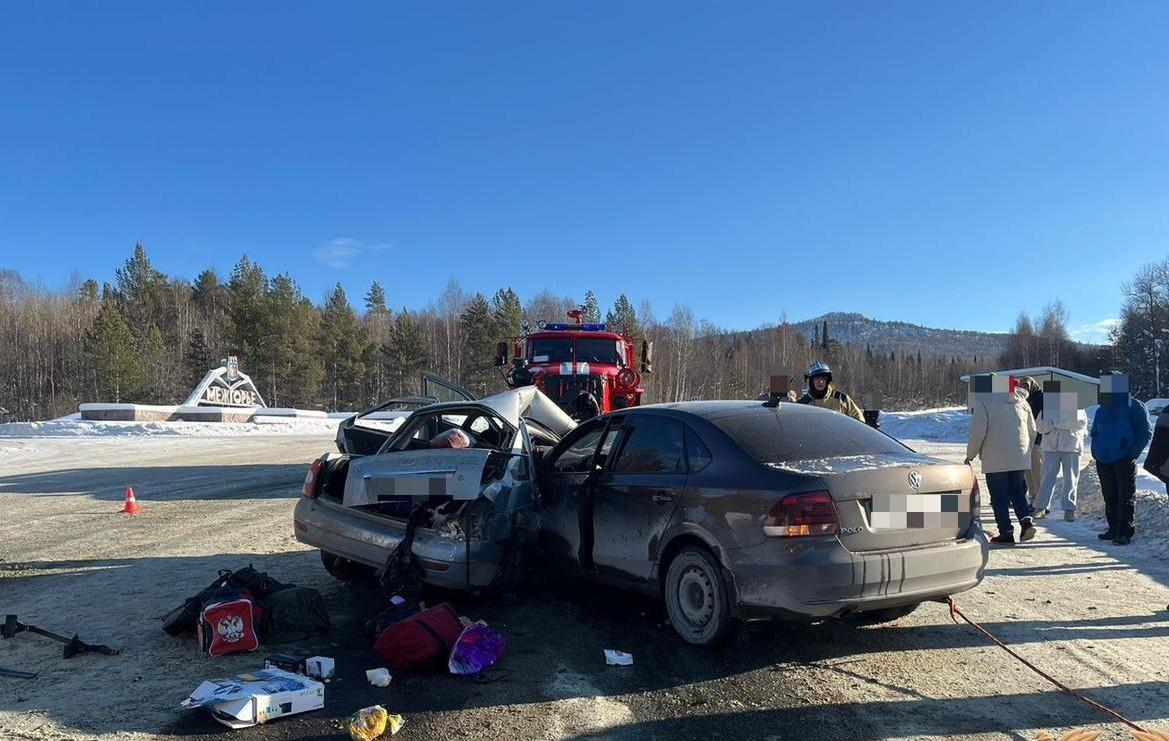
{"left": 306, "top": 656, "right": 334, "bottom": 680}
{"left": 179, "top": 668, "right": 324, "bottom": 729}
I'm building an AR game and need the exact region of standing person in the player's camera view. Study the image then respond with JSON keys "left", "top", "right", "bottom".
{"left": 1018, "top": 376, "right": 1045, "bottom": 504}
{"left": 1144, "top": 406, "right": 1169, "bottom": 491}
{"left": 965, "top": 376, "right": 1037, "bottom": 545}
{"left": 797, "top": 362, "right": 866, "bottom": 423}
{"left": 1032, "top": 402, "right": 1088, "bottom": 522}
{"left": 1091, "top": 372, "right": 1153, "bottom": 545}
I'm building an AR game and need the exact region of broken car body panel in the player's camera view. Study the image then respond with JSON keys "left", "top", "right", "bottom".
{"left": 296, "top": 387, "right": 565, "bottom": 589}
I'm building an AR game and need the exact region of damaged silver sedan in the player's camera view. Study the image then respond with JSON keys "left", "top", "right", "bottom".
{"left": 294, "top": 387, "right": 576, "bottom": 590}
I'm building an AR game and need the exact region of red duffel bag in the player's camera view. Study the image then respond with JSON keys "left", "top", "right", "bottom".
{"left": 372, "top": 603, "right": 463, "bottom": 670}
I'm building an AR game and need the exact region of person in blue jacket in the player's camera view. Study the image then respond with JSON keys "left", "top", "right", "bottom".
{"left": 1090, "top": 372, "right": 1153, "bottom": 545}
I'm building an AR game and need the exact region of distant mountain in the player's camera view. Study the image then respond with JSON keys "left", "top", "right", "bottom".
{"left": 786, "top": 312, "right": 1009, "bottom": 360}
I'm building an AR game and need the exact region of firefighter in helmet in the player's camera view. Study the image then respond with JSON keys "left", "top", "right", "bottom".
{"left": 798, "top": 361, "right": 866, "bottom": 422}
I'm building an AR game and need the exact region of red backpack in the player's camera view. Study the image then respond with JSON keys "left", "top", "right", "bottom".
{"left": 372, "top": 603, "right": 463, "bottom": 670}
{"left": 198, "top": 588, "right": 261, "bottom": 657}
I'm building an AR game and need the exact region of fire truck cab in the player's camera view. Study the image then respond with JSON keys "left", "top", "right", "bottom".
{"left": 495, "top": 311, "right": 652, "bottom": 421}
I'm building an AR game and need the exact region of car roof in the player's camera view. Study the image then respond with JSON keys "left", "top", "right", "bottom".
{"left": 611, "top": 399, "right": 836, "bottom": 422}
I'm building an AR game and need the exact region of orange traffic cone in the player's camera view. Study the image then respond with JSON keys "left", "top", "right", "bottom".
{"left": 120, "top": 487, "right": 142, "bottom": 515}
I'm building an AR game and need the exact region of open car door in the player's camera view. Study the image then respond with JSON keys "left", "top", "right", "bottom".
{"left": 421, "top": 373, "right": 476, "bottom": 403}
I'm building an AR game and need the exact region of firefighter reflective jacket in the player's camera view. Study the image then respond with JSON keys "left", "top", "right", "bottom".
{"left": 797, "top": 383, "right": 866, "bottom": 422}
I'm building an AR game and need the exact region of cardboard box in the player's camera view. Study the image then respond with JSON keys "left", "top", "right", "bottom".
{"left": 305, "top": 656, "right": 334, "bottom": 681}
{"left": 264, "top": 654, "right": 307, "bottom": 674}
{"left": 179, "top": 668, "right": 324, "bottom": 729}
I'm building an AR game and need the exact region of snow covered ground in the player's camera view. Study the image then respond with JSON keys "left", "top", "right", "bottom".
{"left": 0, "top": 416, "right": 342, "bottom": 438}
{"left": 880, "top": 406, "right": 970, "bottom": 443}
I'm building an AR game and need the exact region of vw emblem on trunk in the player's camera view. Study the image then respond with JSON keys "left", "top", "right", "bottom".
{"left": 908, "top": 470, "right": 924, "bottom": 489}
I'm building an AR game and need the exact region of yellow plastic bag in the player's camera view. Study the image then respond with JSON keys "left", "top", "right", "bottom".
{"left": 345, "top": 705, "right": 405, "bottom": 740}
{"left": 346, "top": 705, "right": 387, "bottom": 741}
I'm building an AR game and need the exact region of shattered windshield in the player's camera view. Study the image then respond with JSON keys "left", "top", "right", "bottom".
{"left": 384, "top": 408, "right": 514, "bottom": 453}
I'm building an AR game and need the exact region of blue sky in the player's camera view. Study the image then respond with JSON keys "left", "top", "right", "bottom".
{"left": 1, "top": 2, "right": 1166, "bottom": 342}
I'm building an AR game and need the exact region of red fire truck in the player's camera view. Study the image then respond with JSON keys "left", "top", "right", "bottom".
{"left": 494, "top": 310, "right": 653, "bottom": 420}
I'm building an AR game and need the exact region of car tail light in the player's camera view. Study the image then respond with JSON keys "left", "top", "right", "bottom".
{"left": 302, "top": 457, "right": 325, "bottom": 498}
{"left": 763, "top": 490, "right": 838, "bottom": 537}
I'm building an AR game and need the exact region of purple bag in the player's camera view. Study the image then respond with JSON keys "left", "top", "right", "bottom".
{"left": 448, "top": 622, "right": 506, "bottom": 675}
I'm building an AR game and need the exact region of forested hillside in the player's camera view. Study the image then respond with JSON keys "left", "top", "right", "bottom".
{"left": 3, "top": 245, "right": 1151, "bottom": 421}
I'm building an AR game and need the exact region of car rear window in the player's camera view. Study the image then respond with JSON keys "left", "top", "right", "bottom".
{"left": 712, "top": 406, "right": 907, "bottom": 463}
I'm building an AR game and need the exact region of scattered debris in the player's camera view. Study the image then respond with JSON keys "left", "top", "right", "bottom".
{"left": 306, "top": 656, "right": 334, "bottom": 681}
{"left": 366, "top": 667, "right": 392, "bottom": 687}
{"left": 2, "top": 614, "right": 119, "bottom": 658}
{"left": 449, "top": 622, "right": 507, "bottom": 676}
{"left": 0, "top": 666, "right": 38, "bottom": 679}
{"left": 345, "top": 705, "right": 404, "bottom": 740}
{"left": 604, "top": 649, "right": 634, "bottom": 666}
{"left": 179, "top": 668, "right": 324, "bottom": 729}
{"left": 373, "top": 603, "right": 463, "bottom": 670}
{"left": 264, "top": 654, "right": 307, "bottom": 674}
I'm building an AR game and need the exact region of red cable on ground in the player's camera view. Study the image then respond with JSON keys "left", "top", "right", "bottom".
{"left": 945, "top": 596, "right": 1147, "bottom": 734}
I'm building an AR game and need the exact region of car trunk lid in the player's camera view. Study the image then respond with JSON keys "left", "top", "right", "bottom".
{"left": 769, "top": 451, "right": 974, "bottom": 551}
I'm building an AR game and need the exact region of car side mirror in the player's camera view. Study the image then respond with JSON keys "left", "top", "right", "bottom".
{"left": 494, "top": 342, "right": 509, "bottom": 367}
{"left": 640, "top": 340, "right": 654, "bottom": 374}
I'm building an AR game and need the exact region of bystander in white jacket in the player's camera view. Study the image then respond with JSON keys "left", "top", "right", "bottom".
{"left": 1033, "top": 407, "right": 1088, "bottom": 519}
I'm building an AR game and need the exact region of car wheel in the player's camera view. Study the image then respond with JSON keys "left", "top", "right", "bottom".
{"left": 848, "top": 602, "right": 920, "bottom": 625}
{"left": 319, "top": 550, "right": 375, "bottom": 581}
{"left": 664, "top": 546, "right": 739, "bottom": 648}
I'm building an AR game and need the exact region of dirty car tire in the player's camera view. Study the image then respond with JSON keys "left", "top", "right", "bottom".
{"left": 848, "top": 602, "right": 920, "bottom": 625}
{"left": 664, "top": 546, "right": 739, "bottom": 648}
{"left": 319, "top": 550, "right": 375, "bottom": 581}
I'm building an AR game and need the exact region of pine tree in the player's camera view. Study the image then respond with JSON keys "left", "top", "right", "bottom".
{"left": 583, "top": 290, "right": 601, "bottom": 323}
{"left": 262, "top": 274, "right": 322, "bottom": 407}
{"left": 227, "top": 256, "right": 268, "bottom": 366}
{"left": 318, "top": 283, "right": 367, "bottom": 410}
{"left": 821, "top": 320, "right": 829, "bottom": 350}
{"left": 140, "top": 324, "right": 171, "bottom": 403}
{"left": 606, "top": 294, "right": 641, "bottom": 336}
{"left": 459, "top": 293, "right": 497, "bottom": 395}
{"left": 492, "top": 288, "right": 524, "bottom": 339}
{"left": 387, "top": 308, "right": 427, "bottom": 396}
{"left": 84, "top": 295, "right": 139, "bottom": 402}
{"left": 364, "top": 281, "right": 389, "bottom": 315}
{"left": 362, "top": 281, "right": 393, "bottom": 400}
{"left": 115, "top": 242, "right": 165, "bottom": 345}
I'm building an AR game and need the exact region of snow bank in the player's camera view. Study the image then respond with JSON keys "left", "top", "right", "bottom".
{"left": 880, "top": 407, "right": 970, "bottom": 444}
{"left": 0, "top": 417, "right": 339, "bottom": 438}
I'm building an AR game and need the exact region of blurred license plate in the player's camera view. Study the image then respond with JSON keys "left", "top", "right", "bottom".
{"left": 870, "top": 493, "right": 965, "bottom": 529}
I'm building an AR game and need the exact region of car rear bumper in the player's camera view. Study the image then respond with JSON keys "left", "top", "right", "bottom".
{"left": 293, "top": 497, "right": 503, "bottom": 589}
{"left": 726, "top": 530, "right": 989, "bottom": 619}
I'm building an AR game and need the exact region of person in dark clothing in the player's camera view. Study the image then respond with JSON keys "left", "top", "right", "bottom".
{"left": 1090, "top": 372, "right": 1152, "bottom": 545}
{"left": 1145, "top": 406, "right": 1169, "bottom": 490}
{"left": 1019, "top": 377, "right": 1044, "bottom": 503}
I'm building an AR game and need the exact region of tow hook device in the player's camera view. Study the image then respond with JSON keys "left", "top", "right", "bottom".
{"left": 2, "top": 614, "right": 120, "bottom": 658}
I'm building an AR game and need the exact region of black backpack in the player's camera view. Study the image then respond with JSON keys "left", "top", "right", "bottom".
{"left": 161, "top": 565, "right": 291, "bottom": 637}
{"left": 258, "top": 587, "right": 331, "bottom": 644}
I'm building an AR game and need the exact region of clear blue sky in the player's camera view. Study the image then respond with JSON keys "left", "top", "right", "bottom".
{"left": 2, "top": 2, "right": 1166, "bottom": 342}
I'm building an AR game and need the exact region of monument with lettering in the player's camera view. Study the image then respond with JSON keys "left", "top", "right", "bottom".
{"left": 80, "top": 356, "right": 272, "bottom": 422}
{"left": 184, "top": 356, "right": 266, "bottom": 408}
